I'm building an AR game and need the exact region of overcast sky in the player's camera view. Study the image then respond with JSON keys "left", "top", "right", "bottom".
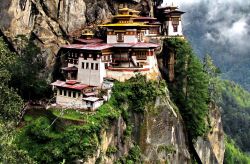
{"left": 161, "top": 0, "right": 250, "bottom": 90}
{"left": 162, "top": 0, "right": 250, "bottom": 55}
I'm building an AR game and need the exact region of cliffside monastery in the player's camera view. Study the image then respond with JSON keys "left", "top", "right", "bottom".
{"left": 51, "top": 4, "right": 185, "bottom": 110}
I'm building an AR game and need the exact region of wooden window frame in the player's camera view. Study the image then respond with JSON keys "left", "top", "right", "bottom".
{"left": 117, "top": 33, "right": 124, "bottom": 42}
{"left": 95, "top": 63, "right": 99, "bottom": 70}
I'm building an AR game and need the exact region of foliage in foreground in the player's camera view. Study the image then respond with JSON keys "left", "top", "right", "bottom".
{"left": 0, "top": 37, "right": 35, "bottom": 163}
{"left": 16, "top": 75, "right": 166, "bottom": 163}
{"left": 162, "top": 38, "right": 209, "bottom": 140}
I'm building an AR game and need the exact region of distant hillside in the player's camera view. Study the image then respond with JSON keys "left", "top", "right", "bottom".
{"left": 218, "top": 80, "right": 250, "bottom": 152}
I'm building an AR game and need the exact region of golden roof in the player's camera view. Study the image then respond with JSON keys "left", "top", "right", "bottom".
{"left": 99, "top": 6, "right": 159, "bottom": 28}
{"left": 99, "top": 22, "right": 159, "bottom": 27}
{"left": 82, "top": 29, "right": 94, "bottom": 35}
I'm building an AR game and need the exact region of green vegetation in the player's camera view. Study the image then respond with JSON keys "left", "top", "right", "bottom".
{"left": 157, "top": 145, "right": 176, "bottom": 155}
{"left": 202, "top": 54, "right": 250, "bottom": 161}
{"left": 16, "top": 117, "right": 99, "bottom": 163}
{"left": 0, "top": 38, "right": 23, "bottom": 122}
{"left": 218, "top": 80, "right": 250, "bottom": 152}
{"left": 163, "top": 38, "right": 209, "bottom": 140}
{"left": 106, "top": 146, "right": 118, "bottom": 156}
{"left": 220, "top": 80, "right": 250, "bottom": 108}
{"left": 9, "top": 35, "right": 51, "bottom": 100}
{"left": 0, "top": 37, "right": 35, "bottom": 163}
{"left": 112, "top": 74, "right": 166, "bottom": 113}
{"left": 51, "top": 108, "right": 87, "bottom": 121}
{"left": 224, "top": 137, "right": 250, "bottom": 164}
{"left": 116, "top": 145, "right": 142, "bottom": 164}
{"left": 15, "top": 75, "right": 166, "bottom": 163}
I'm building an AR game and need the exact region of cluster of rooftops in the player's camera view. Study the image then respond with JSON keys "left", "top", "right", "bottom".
{"left": 51, "top": 4, "right": 185, "bottom": 110}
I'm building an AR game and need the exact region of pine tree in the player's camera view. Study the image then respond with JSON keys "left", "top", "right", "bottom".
{"left": 165, "top": 38, "right": 209, "bottom": 139}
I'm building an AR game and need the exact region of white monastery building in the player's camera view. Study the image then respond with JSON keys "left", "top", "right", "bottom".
{"left": 51, "top": 4, "right": 185, "bottom": 110}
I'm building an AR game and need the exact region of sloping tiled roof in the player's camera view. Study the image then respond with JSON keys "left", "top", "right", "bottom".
{"left": 61, "top": 66, "right": 78, "bottom": 71}
{"left": 74, "top": 38, "right": 103, "bottom": 44}
{"left": 60, "top": 42, "right": 159, "bottom": 50}
{"left": 111, "top": 43, "right": 159, "bottom": 48}
{"left": 61, "top": 44, "right": 113, "bottom": 51}
{"left": 51, "top": 80, "right": 92, "bottom": 90}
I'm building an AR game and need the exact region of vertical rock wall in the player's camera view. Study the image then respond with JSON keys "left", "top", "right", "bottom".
{"left": 195, "top": 104, "right": 225, "bottom": 164}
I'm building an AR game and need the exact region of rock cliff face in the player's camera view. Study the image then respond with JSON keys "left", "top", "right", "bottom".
{"left": 0, "top": 1, "right": 225, "bottom": 163}
{"left": 81, "top": 92, "right": 191, "bottom": 164}
{"left": 0, "top": 0, "right": 154, "bottom": 68}
{"left": 79, "top": 92, "right": 224, "bottom": 163}
{"left": 135, "top": 95, "right": 190, "bottom": 163}
{"left": 195, "top": 104, "right": 225, "bottom": 164}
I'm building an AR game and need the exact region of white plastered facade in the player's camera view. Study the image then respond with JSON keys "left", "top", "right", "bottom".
{"left": 166, "top": 20, "right": 183, "bottom": 36}
{"left": 77, "top": 57, "right": 106, "bottom": 87}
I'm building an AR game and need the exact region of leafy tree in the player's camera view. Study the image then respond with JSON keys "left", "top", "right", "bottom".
{"left": 0, "top": 37, "right": 23, "bottom": 121}
{"left": 10, "top": 35, "right": 51, "bottom": 100}
{"left": 203, "top": 54, "right": 222, "bottom": 103}
{"left": 0, "top": 121, "right": 35, "bottom": 164}
{"left": 0, "top": 37, "right": 34, "bottom": 163}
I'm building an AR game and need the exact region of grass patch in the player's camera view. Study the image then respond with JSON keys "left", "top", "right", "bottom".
{"left": 51, "top": 108, "right": 88, "bottom": 121}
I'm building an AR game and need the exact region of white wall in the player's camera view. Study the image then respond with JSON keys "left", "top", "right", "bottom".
{"left": 68, "top": 63, "right": 78, "bottom": 67}
{"left": 77, "top": 57, "right": 106, "bottom": 86}
{"left": 107, "top": 35, "right": 117, "bottom": 44}
{"left": 56, "top": 89, "right": 84, "bottom": 108}
{"left": 167, "top": 21, "right": 183, "bottom": 36}
{"left": 124, "top": 35, "right": 137, "bottom": 43}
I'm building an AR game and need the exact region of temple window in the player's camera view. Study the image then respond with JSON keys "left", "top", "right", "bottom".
{"left": 91, "top": 63, "right": 94, "bottom": 70}
{"left": 117, "top": 33, "right": 124, "bottom": 42}
{"left": 137, "top": 33, "right": 143, "bottom": 42}
{"left": 68, "top": 91, "right": 72, "bottom": 97}
{"left": 173, "top": 25, "right": 178, "bottom": 32}
{"left": 73, "top": 92, "right": 76, "bottom": 98}
{"left": 82, "top": 62, "right": 85, "bottom": 69}
{"left": 95, "top": 63, "right": 99, "bottom": 70}
{"left": 136, "top": 51, "right": 147, "bottom": 60}
{"left": 64, "top": 90, "right": 67, "bottom": 96}
{"left": 86, "top": 63, "right": 89, "bottom": 69}
{"left": 59, "top": 89, "right": 62, "bottom": 95}
{"left": 172, "top": 18, "right": 179, "bottom": 32}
